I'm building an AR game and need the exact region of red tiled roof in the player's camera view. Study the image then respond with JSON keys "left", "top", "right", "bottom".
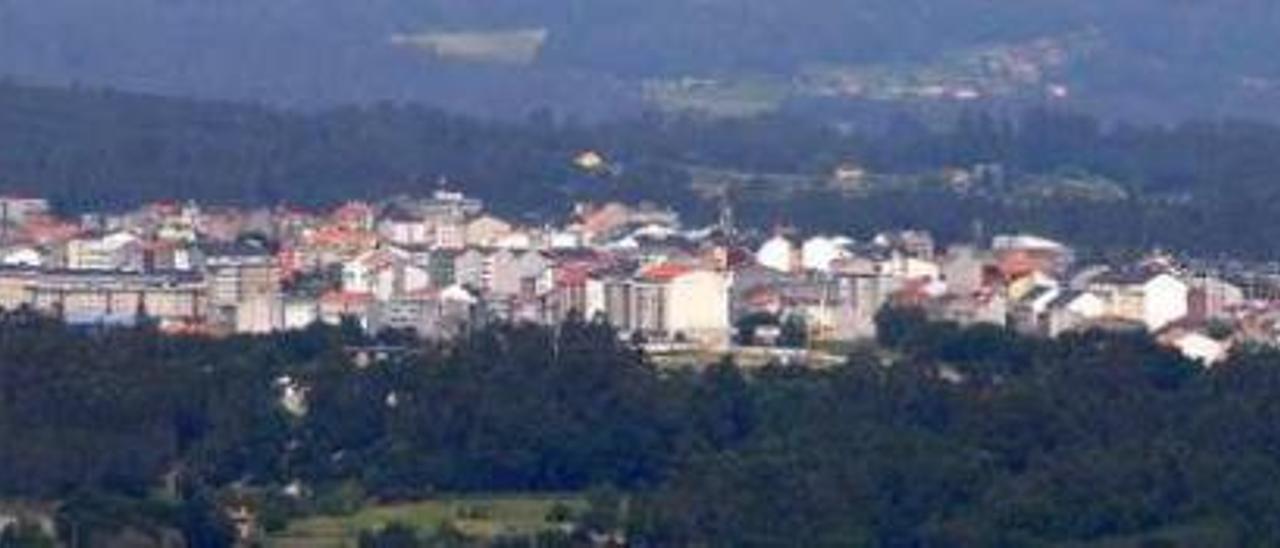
{"left": 556, "top": 264, "right": 593, "bottom": 286}
{"left": 321, "top": 291, "right": 374, "bottom": 305}
{"left": 332, "top": 202, "right": 373, "bottom": 222}
{"left": 640, "top": 262, "right": 695, "bottom": 282}
{"left": 402, "top": 289, "right": 441, "bottom": 300}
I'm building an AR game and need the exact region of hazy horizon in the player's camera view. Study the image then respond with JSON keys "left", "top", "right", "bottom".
{"left": 2, "top": 0, "right": 1279, "bottom": 122}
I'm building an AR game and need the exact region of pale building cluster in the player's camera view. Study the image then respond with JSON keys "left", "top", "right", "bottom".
{"left": 0, "top": 193, "right": 726, "bottom": 346}
{"left": 0, "top": 191, "right": 1276, "bottom": 365}
{"left": 746, "top": 228, "right": 1280, "bottom": 366}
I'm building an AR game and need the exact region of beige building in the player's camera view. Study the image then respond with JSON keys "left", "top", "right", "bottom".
{"left": 200, "top": 243, "right": 282, "bottom": 331}
{"left": 1089, "top": 271, "right": 1189, "bottom": 332}
{"left": 465, "top": 215, "right": 514, "bottom": 247}
{"left": 236, "top": 295, "right": 284, "bottom": 334}
{"left": 0, "top": 269, "right": 206, "bottom": 327}
{"left": 0, "top": 196, "right": 50, "bottom": 224}
{"left": 65, "top": 232, "right": 144, "bottom": 271}
{"left": 594, "top": 264, "right": 731, "bottom": 348}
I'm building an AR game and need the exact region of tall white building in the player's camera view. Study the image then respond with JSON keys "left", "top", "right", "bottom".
{"left": 594, "top": 265, "right": 731, "bottom": 348}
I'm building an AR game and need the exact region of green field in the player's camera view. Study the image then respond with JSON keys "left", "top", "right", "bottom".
{"left": 643, "top": 76, "right": 791, "bottom": 118}
{"left": 389, "top": 29, "right": 548, "bottom": 65}
{"left": 269, "top": 494, "right": 584, "bottom": 548}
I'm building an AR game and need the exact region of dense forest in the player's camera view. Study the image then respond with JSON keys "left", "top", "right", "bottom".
{"left": 7, "top": 82, "right": 1280, "bottom": 258}
{"left": 0, "top": 82, "right": 696, "bottom": 217}
{"left": 7, "top": 307, "right": 1280, "bottom": 545}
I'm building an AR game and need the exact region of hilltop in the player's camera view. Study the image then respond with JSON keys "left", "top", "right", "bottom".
{"left": 2, "top": 0, "right": 1279, "bottom": 121}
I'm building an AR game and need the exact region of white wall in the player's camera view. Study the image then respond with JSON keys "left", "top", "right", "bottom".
{"left": 665, "top": 270, "right": 730, "bottom": 345}
{"left": 236, "top": 296, "right": 283, "bottom": 334}
{"left": 1143, "top": 274, "right": 1189, "bottom": 332}
{"left": 801, "top": 237, "right": 847, "bottom": 272}
{"left": 283, "top": 300, "right": 319, "bottom": 330}
{"left": 757, "top": 236, "right": 794, "bottom": 272}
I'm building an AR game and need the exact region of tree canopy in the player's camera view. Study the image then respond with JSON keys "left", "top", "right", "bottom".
{"left": 5, "top": 306, "right": 1280, "bottom": 544}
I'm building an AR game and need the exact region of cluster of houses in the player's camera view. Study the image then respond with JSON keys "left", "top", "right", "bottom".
{"left": 748, "top": 230, "right": 1248, "bottom": 365}
{"left": 0, "top": 190, "right": 1275, "bottom": 365}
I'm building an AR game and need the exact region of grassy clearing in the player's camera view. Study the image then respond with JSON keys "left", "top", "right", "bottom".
{"left": 268, "top": 494, "right": 584, "bottom": 548}
{"left": 643, "top": 77, "right": 790, "bottom": 118}
{"left": 390, "top": 29, "right": 548, "bottom": 64}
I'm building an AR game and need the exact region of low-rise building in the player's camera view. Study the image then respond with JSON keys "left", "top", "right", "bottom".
{"left": 1045, "top": 290, "right": 1108, "bottom": 337}
{"left": 1089, "top": 270, "right": 1189, "bottom": 332}
{"left": 342, "top": 249, "right": 430, "bottom": 301}
{"left": 757, "top": 235, "right": 799, "bottom": 273}
{"left": 1161, "top": 329, "right": 1232, "bottom": 366}
{"left": 3, "top": 269, "right": 208, "bottom": 328}
{"left": 0, "top": 195, "right": 50, "bottom": 225}
{"left": 465, "top": 215, "right": 514, "bottom": 248}
{"left": 65, "top": 232, "right": 144, "bottom": 271}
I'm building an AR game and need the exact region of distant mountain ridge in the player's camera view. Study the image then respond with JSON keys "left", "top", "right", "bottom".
{"left": 1, "top": 0, "right": 1279, "bottom": 120}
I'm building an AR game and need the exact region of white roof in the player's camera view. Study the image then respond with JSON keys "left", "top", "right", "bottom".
{"left": 992, "top": 234, "right": 1067, "bottom": 252}
{"left": 632, "top": 224, "right": 677, "bottom": 240}
{"left": 440, "top": 284, "right": 477, "bottom": 304}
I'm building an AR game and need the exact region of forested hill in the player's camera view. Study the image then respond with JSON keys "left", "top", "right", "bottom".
{"left": 3, "top": 0, "right": 1280, "bottom": 121}
{"left": 9, "top": 307, "right": 1280, "bottom": 544}
{"left": 0, "top": 82, "right": 687, "bottom": 218}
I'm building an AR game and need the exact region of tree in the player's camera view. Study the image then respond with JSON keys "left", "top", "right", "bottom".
{"left": 734, "top": 312, "right": 777, "bottom": 346}
{"left": 778, "top": 314, "right": 808, "bottom": 349}
{"left": 0, "top": 520, "right": 55, "bottom": 548}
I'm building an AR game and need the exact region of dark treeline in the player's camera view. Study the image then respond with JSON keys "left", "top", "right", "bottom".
{"left": 7, "top": 82, "right": 1280, "bottom": 256}
{"left": 7, "top": 308, "right": 1280, "bottom": 544}
{"left": 0, "top": 82, "right": 692, "bottom": 219}
{"left": 600, "top": 109, "right": 1280, "bottom": 257}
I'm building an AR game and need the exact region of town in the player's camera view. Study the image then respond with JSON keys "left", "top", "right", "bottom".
{"left": 0, "top": 188, "right": 1268, "bottom": 367}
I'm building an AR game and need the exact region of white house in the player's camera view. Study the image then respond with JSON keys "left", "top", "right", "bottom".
{"left": 0, "top": 196, "right": 50, "bottom": 224}
{"left": 65, "top": 232, "right": 143, "bottom": 271}
{"left": 599, "top": 264, "right": 732, "bottom": 348}
{"left": 465, "top": 215, "right": 514, "bottom": 247}
{"left": 1010, "top": 284, "right": 1062, "bottom": 334}
{"left": 0, "top": 246, "right": 44, "bottom": 268}
{"left": 662, "top": 268, "right": 731, "bottom": 347}
{"left": 1090, "top": 271, "right": 1189, "bottom": 332}
{"left": 1046, "top": 290, "right": 1107, "bottom": 337}
{"left": 757, "top": 235, "right": 797, "bottom": 273}
{"left": 440, "top": 283, "right": 478, "bottom": 306}
{"left": 801, "top": 236, "right": 853, "bottom": 272}
{"left": 1167, "top": 331, "right": 1231, "bottom": 366}
{"left": 342, "top": 249, "right": 430, "bottom": 301}
{"left": 377, "top": 209, "right": 431, "bottom": 246}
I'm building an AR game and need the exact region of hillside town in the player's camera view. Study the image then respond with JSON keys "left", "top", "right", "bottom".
{"left": 0, "top": 190, "right": 1271, "bottom": 366}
